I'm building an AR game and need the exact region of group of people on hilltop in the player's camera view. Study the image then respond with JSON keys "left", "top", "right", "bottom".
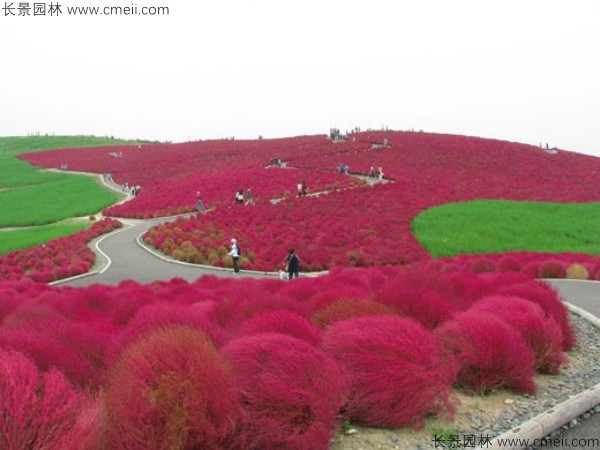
{"left": 269, "top": 157, "right": 282, "bottom": 167}
{"left": 297, "top": 181, "right": 308, "bottom": 197}
{"left": 121, "top": 182, "right": 142, "bottom": 196}
{"left": 338, "top": 162, "right": 350, "bottom": 174}
{"left": 369, "top": 166, "right": 384, "bottom": 180}
{"left": 235, "top": 187, "right": 254, "bottom": 205}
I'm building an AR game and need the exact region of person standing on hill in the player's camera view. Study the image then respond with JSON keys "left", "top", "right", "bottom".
{"left": 195, "top": 191, "right": 206, "bottom": 213}
{"left": 284, "top": 248, "right": 301, "bottom": 279}
{"left": 245, "top": 187, "right": 254, "bottom": 205}
{"left": 228, "top": 238, "right": 240, "bottom": 273}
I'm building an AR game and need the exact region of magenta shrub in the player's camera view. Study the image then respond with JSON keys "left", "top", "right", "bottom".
{"left": 374, "top": 273, "right": 456, "bottom": 328}
{"left": 466, "top": 257, "right": 495, "bottom": 274}
{"left": 436, "top": 311, "right": 537, "bottom": 394}
{"left": 106, "top": 325, "right": 240, "bottom": 450}
{"left": 312, "top": 298, "right": 397, "bottom": 329}
{"left": 322, "top": 316, "right": 457, "bottom": 428}
{"left": 222, "top": 333, "right": 348, "bottom": 450}
{"left": 235, "top": 310, "right": 322, "bottom": 347}
{"left": 496, "top": 281, "right": 576, "bottom": 351}
{"left": 538, "top": 260, "right": 567, "bottom": 278}
{"left": 0, "top": 349, "right": 85, "bottom": 449}
{"left": 107, "top": 301, "right": 226, "bottom": 363}
{"left": 469, "top": 295, "right": 566, "bottom": 374}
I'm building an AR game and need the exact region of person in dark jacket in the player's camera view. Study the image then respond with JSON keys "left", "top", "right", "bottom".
{"left": 284, "top": 248, "right": 301, "bottom": 279}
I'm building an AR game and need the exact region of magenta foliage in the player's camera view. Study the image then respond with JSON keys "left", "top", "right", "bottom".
{"left": 538, "top": 260, "right": 567, "bottom": 278}
{"left": 108, "top": 301, "right": 226, "bottom": 363}
{"left": 469, "top": 295, "right": 566, "bottom": 374}
{"left": 374, "top": 271, "right": 456, "bottom": 328}
{"left": 222, "top": 333, "right": 348, "bottom": 450}
{"left": 106, "top": 325, "right": 240, "bottom": 450}
{"left": 322, "top": 316, "right": 457, "bottom": 428}
{"left": 0, "top": 316, "right": 104, "bottom": 387}
{"left": 0, "top": 349, "right": 85, "bottom": 449}
{"left": 496, "top": 281, "right": 576, "bottom": 351}
{"left": 235, "top": 310, "right": 322, "bottom": 347}
{"left": 436, "top": 311, "right": 537, "bottom": 394}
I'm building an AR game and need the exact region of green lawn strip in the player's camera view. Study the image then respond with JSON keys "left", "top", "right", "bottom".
{"left": 412, "top": 200, "right": 600, "bottom": 258}
{"left": 0, "top": 220, "right": 91, "bottom": 255}
{"left": 0, "top": 135, "right": 145, "bottom": 158}
{"left": 0, "top": 174, "right": 118, "bottom": 227}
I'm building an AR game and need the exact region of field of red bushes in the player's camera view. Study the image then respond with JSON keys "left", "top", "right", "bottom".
{"left": 20, "top": 131, "right": 600, "bottom": 273}
{"left": 0, "top": 268, "right": 575, "bottom": 448}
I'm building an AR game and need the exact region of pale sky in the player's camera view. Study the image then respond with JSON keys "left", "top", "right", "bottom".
{"left": 1, "top": 0, "right": 599, "bottom": 157}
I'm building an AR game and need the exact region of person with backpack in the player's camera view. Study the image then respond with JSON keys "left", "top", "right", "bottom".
{"left": 228, "top": 238, "right": 241, "bottom": 273}
{"left": 284, "top": 248, "right": 301, "bottom": 279}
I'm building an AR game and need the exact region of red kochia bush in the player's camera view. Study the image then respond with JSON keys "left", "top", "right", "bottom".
{"left": 469, "top": 296, "right": 566, "bottom": 374}
{"left": 0, "top": 349, "right": 85, "bottom": 449}
{"left": 496, "top": 281, "right": 576, "bottom": 351}
{"left": 436, "top": 311, "right": 537, "bottom": 394}
{"left": 222, "top": 333, "right": 348, "bottom": 450}
{"left": 538, "top": 260, "right": 566, "bottom": 278}
{"left": 374, "top": 273, "right": 456, "bottom": 328}
{"left": 311, "top": 298, "right": 397, "bottom": 329}
{"left": 322, "top": 316, "right": 457, "bottom": 429}
{"left": 107, "top": 301, "right": 226, "bottom": 363}
{"left": 235, "top": 310, "right": 322, "bottom": 347}
{"left": 106, "top": 326, "right": 240, "bottom": 450}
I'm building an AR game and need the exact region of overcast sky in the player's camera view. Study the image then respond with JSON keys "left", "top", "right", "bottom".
{"left": 1, "top": 0, "right": 599, "bottom": 157}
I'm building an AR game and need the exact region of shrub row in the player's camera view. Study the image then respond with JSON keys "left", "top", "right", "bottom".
{"left": 0, "top": 268, "right": 574, "bottom": 448}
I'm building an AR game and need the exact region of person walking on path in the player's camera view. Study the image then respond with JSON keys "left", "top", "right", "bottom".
{"left": 245, "top": 187, "right": 254, "bottom": 205}
{"left": 301, "top": 181, "right": 308, "bottom": 197}
{"left": 196, "top": 191, "right": 206, "bottom": 213}
{"left": 228, "top": 238, "right": 240, "bottom": 273}
{"left": 284, "top": 248, "right": 301, "bottom": 279}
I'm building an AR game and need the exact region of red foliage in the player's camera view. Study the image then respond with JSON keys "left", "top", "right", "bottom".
{"left": 312, "top": 299, "right": 397, "bottom": 329}
{"left": 496, "top": 281, "right": 576, "bottom": 351}
{"left": 0, "top": 316, "right": 105, "bottom": 387}
{"left": 436, "top": 311, "right": 537, "bottom": 394}
{"left": 108, "top": 301, "right": 226, "bottom": 363}
{"left": 106, "top": 325, "right": 240, "bottom": 450}
{"left": 0, "top": 349, "right": 85, "bottom": 449}
{"left": 222, "top": 333, "right": 348, "bottom": 450}
{"left": 322, "top": 316, "right": 457, "bottom": 428}
{"left": 374, "top": 272, "right": 456, "bottom": 328}
{"left": 469, "top": 296, "right": 566, "bottom": 374}
{"left": 235, "top": 310, "right": 322, "bottom": 347}
{"left": 538, "top": 260, "right": 567, "bottom": 278}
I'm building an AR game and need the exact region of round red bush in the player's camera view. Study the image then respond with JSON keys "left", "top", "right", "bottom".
{"left": 235, "top": 310, "right": 322, "bottom": 346}
{"left": 496, "top": 281, "right": 576, "bottom": 351}
{"left": 538, "top": 260, "right": 566, "bottom": 278}
{"left": 311, "top": 298, "right": 397, "bottom": 329}
{"left": 106, "top": 325, "right": 240, "bottom": 450}
{"left": 222, "top": 333, "right": 348, "bottom": 450}
{"left": 436, "top": 311, "right": 537, "bottom": 394}
{"left": 0, "top": 349, "right": 85, "bottom": 449}
{"left": 322, "top": 316, "right": 457, "bottom": 429}
{"left": 469, "top": 295, "right": 566, "bottom": 374}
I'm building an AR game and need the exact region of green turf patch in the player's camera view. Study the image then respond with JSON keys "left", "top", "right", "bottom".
{"left": 0, "top": 135, "right": 141, "bottom": 227}
{"left": 0, "top": 220, "right": 91, "bottom": 255}
{"left": 412, "top": 200, "right": 600, "bottom": 257}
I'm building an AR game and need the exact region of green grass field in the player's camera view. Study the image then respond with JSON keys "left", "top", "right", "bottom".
{"left": 0, "top": 135, "right": 143, "bottom": 249}
{"left": 412, "top": 200, "right": 600, "bottom": 257}
{"left": 0, "top": 220, "right": 91, "bottom": 255}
